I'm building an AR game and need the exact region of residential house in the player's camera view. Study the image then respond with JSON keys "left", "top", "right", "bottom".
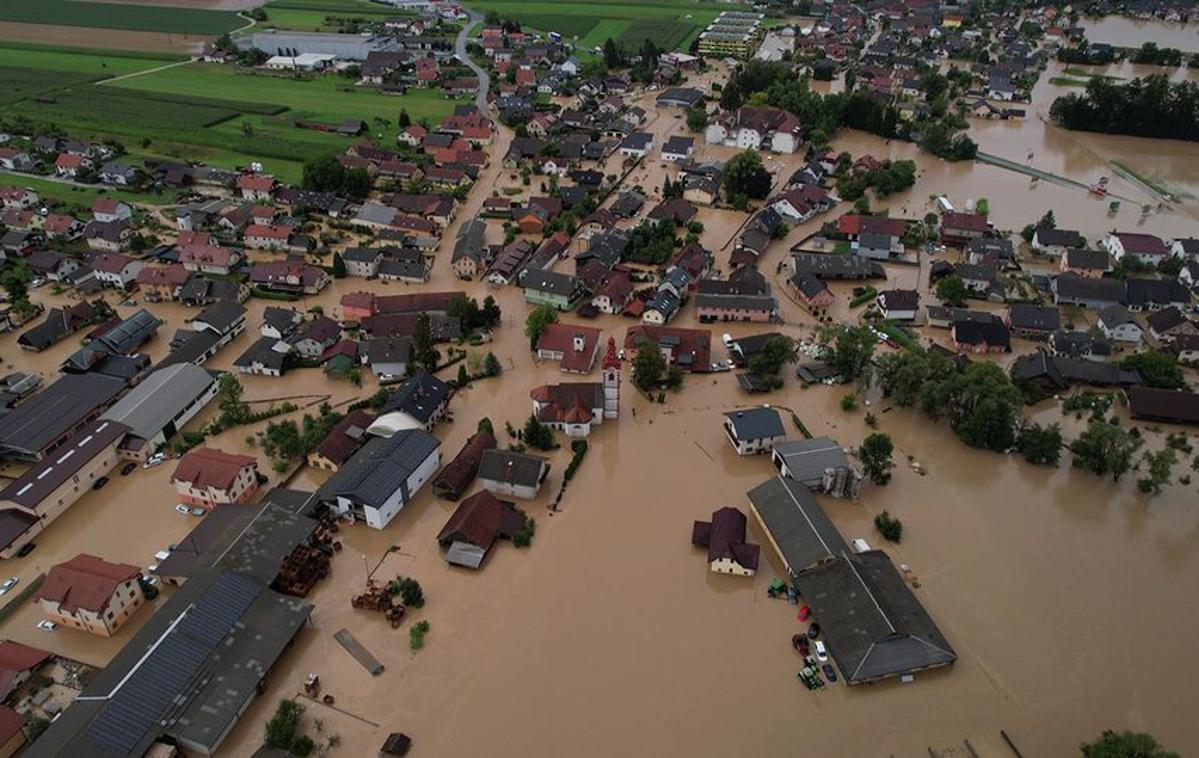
{"left": 307, "top": 409, "right": 375, "bottom": 472}
{"left": 478, "top": 449, "right": 549, "bottom": 500}
{"left": 691, "top": 507, "right": 760, "bottom": 576}
{"left": 661, "top": 135, "right": 695, "bottom": 162}
{"left": 179, "top": 244, "right": 241, "bottom": 276}
{"left": 233, "top": 336, "right": 292, "bottom": 376}
{"left": 92, "top": 198, "right": 132, "bottom": 224}
{"left": 292, "top": 316, "right": 341, "bottom": 359}
{"left": 618, "top": 132, "right": 654, "bottom": 158}
{"left": 89, "top": 252, "right": 142, "bottom": 289}
{"left": 1050, "top": 330, "right": 1113, "bottom": 362}
{"left": 34, "top": 554, "right": 144, "bottom": 637}
{"left": 84, "top": 221, "right": 133, "bottom": 254}
{"left": 705, "top": 106, "right": 804, "bottom": 153}
{"left": 26, "top": 250, "right": 80, "bottom": 282}
{"left": 17, "top": 302, "right": 97, "bottom": 352}
{"left": 171, "top": 447, "right": 260, "bottom": 509}
{"left": 1098, "top": 304, "right": 1143, "bottom": 345}
{"left": 536, "top": 323, "right": 603, "bottom": 373}
{"left": 940, "top": 211, "right": 987, "bottom": 245}
{"left": 723, "top": 407, "right": 786, "bottom": 455}
{"left": 1051, "top": 273, "right": 1124, "bottom": 309}
{"left": 1060, "top": 248, "right": 1110, "bottom": 278}
{"left": 321, "top": 429, "right": 441, "bottom": 528}
{"left": 362, "top": 337, "right": 411, "bottom": 378}
{"left": 876, "top": 289, "right": 919, "bottom": 321}
{"left": 135, "top": 264, "right": 192, "bottom": 302}
{"left": 236, "top": 174, "right": 276, "bottom": 201}
{"left": 250, "top": 260, "right": 329, "bottom": 295}
{"left": 1102, "top": 231, "right": 1168, "bottom": 265}
{"left": 522, "top": 269, "right": 582, "bottom": 310}
{"left": 1144, "top": 307, "right": 1197, "bottom": 343}
{"left": 624, "top": 325, "right": 712, "bottom": 372}
{"left": 1034, "top": 227, "right": 1086, "bottom": 256}
{"left": 951, "top": 319, "right": 1011, "bottom": 353}
{"left": 368, "top": 371, "right": 451, "bottom": 434}
{"left": 43, "top": 213, "right": 84, "bottom": 241}
{"left": 1005, "top": 303, "right": 1061, "bottom": 339}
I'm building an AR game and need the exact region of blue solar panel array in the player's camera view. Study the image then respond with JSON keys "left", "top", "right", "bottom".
{"left": 85, "top": 573, "right": 263, "bottom": 754}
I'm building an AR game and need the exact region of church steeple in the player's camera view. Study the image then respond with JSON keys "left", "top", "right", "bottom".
{"left": 602, "top": 337, "right": 620, "bottom": 419}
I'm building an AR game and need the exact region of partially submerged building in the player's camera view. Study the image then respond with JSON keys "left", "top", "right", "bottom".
{"left": 771, "top": 437, "right": 862, "bottom": 499}
{"left": 320, "top": 429, "right": 440, "bottom": 528}
{"left": 691, "top": 506, "right": 760, "bottom": 576}
{"left": 747, "top": 475, "right": 956, "bottom": 685}
{"left": 436, "top": 490, "right": 527, "bottom": 569}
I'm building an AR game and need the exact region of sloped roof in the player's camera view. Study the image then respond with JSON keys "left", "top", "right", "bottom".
{"left": 171, "top": 447, "right": 257, "bottom": 491}
{"left": 36, "top": 553, "right": 141, "bottom": 613}
{"left": 746, "top": 475, "right": 846, "bottom": 576}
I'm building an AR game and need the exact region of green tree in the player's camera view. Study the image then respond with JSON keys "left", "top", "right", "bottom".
{"left": 1137, "top": 448, "right": 1177, "bottom": 494}
{"left": 216, "top": 373, "right": 249, "bottom": 427}
{"left": 388, "top": 576, "right": 425, "bottom": 607}
{"left": 0, "top": 261, "right": 31, "bottom": 307}
{"left": 723, "top": 150, "right": 773, "bottom": 200}
{"left": 483, "top": 352, "right": 502, "bottom": 377}
{"left": 860, "top": 432, "right": 895, "bottom": 484}
{"left": 632, "top": 340, "right": 668, "bottom": 391}
{"left": 341, "top": 167, "right": 372, "bottom": 200}
{"left": 480, "top": 295, "right": 502, "bottom": 329}
{"left": 1070, "top": 420, "right": 1140, "bottom": 481}
{"left": 874, "top": 510, "right": 902, "bottom": 542}
{"left": 603, "top": 37, "right": 621, "bottom": 69}
{"left": 819, "top": 325, "right": 876, "bottom": 382}
{"left": 522, "top": 414, "right": 556, "bottom": 450}
{"left": 398, "top": 108, "right": 411, "bottom": 128}
{"left": 1018, "top": 422, "right": 1062, "bottom": 466}
{"left": 331, "top": 252, "right": 347, "bottom": 278}
{"left": 686, "top": 107, "right": 708, "bottom": 132}
{"left": 748, "top": 335, "right": 797, "bottom": 377}
{"left": 1121, "top": 351, "right": 1185, "bottom": 390}
{"left": 1081, "top": 730, "right": 1178, "bottom": 758}
{"left": 412, "top": 313, "right": 439, "bottom": 372}
{"left": 301, "top": 155, "right": 345, "bottom": 193}
{"left": 264, "top": 699, "right": 304, "bottom": 749}
{"left": 456, "top": 364, "right": 469, "bottom": 387}
{"left": 935, "top": 274, "right": 968, "bottom": 306}
{"left": 524, "top": 305, "right": 558, "bottom": 349}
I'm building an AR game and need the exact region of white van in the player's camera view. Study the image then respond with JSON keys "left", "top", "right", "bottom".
{"left": 852, "top": 538, "right": 872, "bottom": 554}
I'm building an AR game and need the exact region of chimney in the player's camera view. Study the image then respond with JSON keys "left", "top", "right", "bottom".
{"left": 572, "top": 333, "right": 585, "bottom": 352}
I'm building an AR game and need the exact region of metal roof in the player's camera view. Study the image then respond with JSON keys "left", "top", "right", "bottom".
{"left": 772, "top": 438, "right": 853, "bottom": 487}
{"left": 0, "top": 373, "right": 127, "bottom": 459}
{"left": 746, "top": 475, "right": 847, "bottom": 577}
{"left": 322, "top": 429, "right": 439, "bottom": 508}
{"left": 100, "top": 364, "right": 216, "bottom": 441}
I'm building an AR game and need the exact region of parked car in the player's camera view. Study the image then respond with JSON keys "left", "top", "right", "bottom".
{"left": 174, "top": 504, "right": 191, "bottom": 515}
{"left": 36, "top": 620, "right": 57, "bottom": 632}
{"left": 144, "top": 452, "right": 166, "bottom": 469}
{"left": 822, "top": 663, "right": 837, "bottom": 682}
{"left": 0, "top": 577, "right": 17, "bottom": 595}
{"left": 92, "top": 476, "right": 109, "bottom": 491}
{"left": 121, "top": 462, "right": 138, "bottom": 476}
{"left": 797, "top": 605, "right": 811, "bottom": 622}
{"left": 190, "top": 508, "right": 206, "bottom": 517}
{"left": 16, "top": 543, "right": 35, "bottom": 558}
{"left": 814, "top": 640, "right": 828, "bottom": 662}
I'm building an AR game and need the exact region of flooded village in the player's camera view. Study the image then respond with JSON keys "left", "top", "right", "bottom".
{"left": 1, "top": 0, "right": 1199, "bottom": 756}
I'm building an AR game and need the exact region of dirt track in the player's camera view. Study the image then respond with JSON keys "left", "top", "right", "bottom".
{"left": 0, "top": 20, "right": 211, "bottom": 53}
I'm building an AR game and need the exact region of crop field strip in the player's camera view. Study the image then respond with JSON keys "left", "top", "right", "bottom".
{"left": 0, "top": 0, "right": 242, "bottom": 35}
{"left": 465, "top": 0, "right": 717, "bottom": 51}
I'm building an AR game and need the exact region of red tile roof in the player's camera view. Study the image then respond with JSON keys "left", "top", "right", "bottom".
{"left": 35, "top": 553, "right": 141, "bottom": 613}
{"left": 536, "top": 322, "right": 602, "bottom": 373}
{"left": 171, "top": 447, "right": 257, "bottom": 491}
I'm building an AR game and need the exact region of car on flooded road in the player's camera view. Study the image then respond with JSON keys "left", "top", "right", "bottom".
{"left": 36, "top": 621, "right": 56, "bottom": 632}
{"left": 0, "top": 577, "right": 17, "bottom": 595}
{"left": 121, "top": 462, "right": 138, "bottom": 476}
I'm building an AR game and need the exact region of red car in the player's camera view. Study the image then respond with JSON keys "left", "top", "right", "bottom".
{"left": 797, "top": 605, "right": 812, "bottom": 622}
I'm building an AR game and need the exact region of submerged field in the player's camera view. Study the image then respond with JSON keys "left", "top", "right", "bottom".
{"left": 465, "top": 0, "right": 721, "bottom": 52}
{"left": 0, "top": 44, "right": 456, "bottom": 184}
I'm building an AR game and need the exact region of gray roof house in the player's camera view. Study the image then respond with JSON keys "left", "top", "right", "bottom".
{"left": 771, "top": 437, "right": 862, "bottom": 499}
{"left": 100, "top": 364, "right": 218, "bottom": 453}
{"left": 320, "top": 429, "right": 441, "bottom": 529}
{"left": 722, "top": 407, "right": 787, "bottom": 455}
{"left": 478, "top": 449, "right": 549, "bottom": 500}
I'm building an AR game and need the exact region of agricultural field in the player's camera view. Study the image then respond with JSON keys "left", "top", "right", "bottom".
{"left": 0, "top": 0, "right": 243, "bottom": 34}
{"left": 258, "top": 0, "right": 425, "bottom": 32}
{"left": 469, "top": 0, "right": 721, "bottom": 52}
{"left": 0, "top": 44, "right": 457, "bottom": 184}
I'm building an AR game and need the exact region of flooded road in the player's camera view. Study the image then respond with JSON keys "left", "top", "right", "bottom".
{"left": 3, "top": 51, "right": 1199, "bottom": 758}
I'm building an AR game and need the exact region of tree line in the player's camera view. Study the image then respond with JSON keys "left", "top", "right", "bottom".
{"left": 1050, "top": 74, "right": 1199, "bottom": 142}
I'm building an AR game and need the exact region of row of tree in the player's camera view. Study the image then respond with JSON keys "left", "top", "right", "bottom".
{"left": 1050, "top": 75, "right": 1199, "bottom": 142}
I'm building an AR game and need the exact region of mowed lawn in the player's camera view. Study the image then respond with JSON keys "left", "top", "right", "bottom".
{"left": 0, "top": 0, "right": 242, "bottom": 34}
{"left": 0, "top": 43, "right": 183, "bottom": 78}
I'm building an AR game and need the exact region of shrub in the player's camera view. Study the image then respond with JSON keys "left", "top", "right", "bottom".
{"left": 409, "top": 620, "right": 430, "bottom": 651}
{"left": 513, "top": 516, "right": 536, "bottom": 548}
{"left": 874, "top": 511, "right": 903, "bottom": 542}
{"left": 264, "top": 699, "right": 304, "bottom": 749}
{"left": 840, "top": 393, "right": 858, "bottom": 412}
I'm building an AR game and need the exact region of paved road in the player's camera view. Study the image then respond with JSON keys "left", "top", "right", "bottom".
{"left": 454, "top": 10, "right": 490, "bottom": 112}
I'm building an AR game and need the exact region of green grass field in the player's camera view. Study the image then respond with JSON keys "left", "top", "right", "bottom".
{"left": 0, "top": 171, "right": 174, "bottom": 207}
{"left": 0, "top": 43, "right": 183, "bottom": 77}
{"left": 469, "top": 0, "right": 718, "bottom": 51}
{"left": 260, "top": 0, "right": 413, "bottom": 32}
{"left": 0, "top": 44, "right": 457, "bottom": 185}
{"left": 0, "top": 0, "right": 242, "bottom": 34}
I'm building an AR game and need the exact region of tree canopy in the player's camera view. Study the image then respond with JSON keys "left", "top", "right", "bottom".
{"left": 1081, "top": 730, "right": 1178, "bottom": 758}
{"left": 723, "top": 150, "right": 773, "bottom": 201}
{"left": 1069, "top": 419, "right": 1140, "bottom": 481}
{"left": 1050, "top": 74, "right": 1199, "bottom": 142}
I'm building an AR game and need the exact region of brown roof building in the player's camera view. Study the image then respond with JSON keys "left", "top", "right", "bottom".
{"left": 432, "top": 430, "right": 497, "bottom": 500}
{"left": 171, "top": 447, "right": 260, "bottom": 509}
{"left": 692, "top": 506, "right": 760, "bottom": 576}
{"left": 436, "top": 490, "right": 527, "bottom": 569}
{"left": 35, "top": 554, "right": 145, "bottom": 636}
{"left": 307, "top": 410, "right": 375, "bottom": 472}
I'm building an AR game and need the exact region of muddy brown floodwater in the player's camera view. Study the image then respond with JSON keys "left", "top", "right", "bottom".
{"left": 2, "top": 55, "right": 1199, "bottom": 758}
